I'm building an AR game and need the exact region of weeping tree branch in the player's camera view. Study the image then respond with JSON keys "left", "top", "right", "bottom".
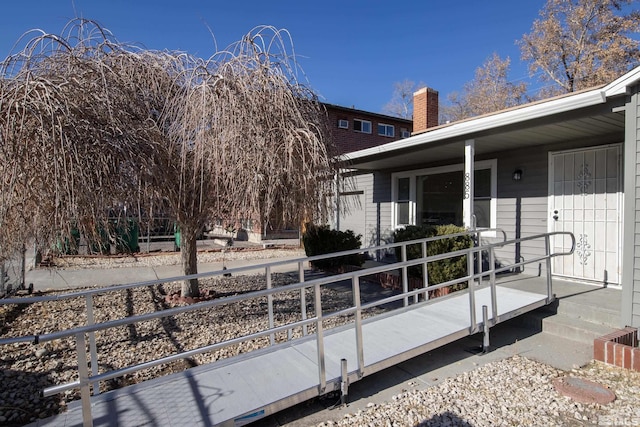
{"left": 0, "top": 21, "right": 340, "bottom": 297}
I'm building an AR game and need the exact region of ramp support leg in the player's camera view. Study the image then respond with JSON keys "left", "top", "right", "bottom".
{"left": 482, "top": 305, "right": 490, "bottom": 353}
{"left": 340, "top": 358, "right": 348, "bottom": 406}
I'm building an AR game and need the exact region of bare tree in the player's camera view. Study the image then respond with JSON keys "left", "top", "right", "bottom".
{"left": 0, "top": 21, "right": 338, "bottom": 297}
{"left": 0, "top": 20, "right": 166, "bottom": 264}
{"left": 156, "top": 27, "right": 338, "bottom": 297}
{"left": 382, "top": 79, "right": 425, "bottom": 119}
{"left": 519, "top": 0, "right": 640, "bottom": 96}
{"left": 442, "top": 53, "right": 528, "bottom": 122}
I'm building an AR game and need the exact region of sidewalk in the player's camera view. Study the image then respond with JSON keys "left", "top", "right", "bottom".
{"left": 22, "top": 239, "right": 306, "bottom": 292}
{"left": 25, "top": 254, "right": 307, "bottom": 292}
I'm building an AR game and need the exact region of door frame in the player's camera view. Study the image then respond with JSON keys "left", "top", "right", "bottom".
{"left": 547, "top": 143, "right": 623, "bottom": 285}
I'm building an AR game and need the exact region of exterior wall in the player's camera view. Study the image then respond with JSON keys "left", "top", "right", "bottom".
{"left": 368, "top": 138, "right": 623, "bottom": 276}
{"left": 492, "top": 145, "right": 551, "bottom": 273}
{"left": 489, "top": 139, "right": 622, "bottom": 277}
{"left": 622, "top": 85, "right": 640, "bottom": 328}
{"left": 337, "top": 172, "right": 394, "bottom": 250}
{"left": 325, "top": 104, "right": 412, "bottom": 155}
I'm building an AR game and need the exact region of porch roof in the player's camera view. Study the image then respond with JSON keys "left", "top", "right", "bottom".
{"left": 344, "top": 67, "right": 640, "bottom": 171}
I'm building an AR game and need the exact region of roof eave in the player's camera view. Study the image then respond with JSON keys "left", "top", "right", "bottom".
{"left": 344, "top": 89, "right": 607, "bottom": 162}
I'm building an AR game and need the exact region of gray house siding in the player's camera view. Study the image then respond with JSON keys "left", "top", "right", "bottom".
{"left": 622, "top": 85, "right": 640, "bottom": 328}
{"left": 337, "top": 172, "right": 394, "bottom": 249}
{"left": 372, "top": 171, "right": 394, "bottom": 247}
{"left": 362, "top": 139, "right": 620, "bottom": 274}
{"left": 490, "top": 146, "right": 551, "bottom": 272}
{"left": 337, "top": 174, "right": 369, "bottom": 242}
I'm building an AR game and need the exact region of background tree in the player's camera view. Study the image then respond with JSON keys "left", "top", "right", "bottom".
{"left": 441, "top": 53, "right": 528, "bottom": 122}
{"left": 519, "top": 0, "right": 640, "bottom": 96}
{"left": 382, "top": 79, "right": 425, "bottom": 119}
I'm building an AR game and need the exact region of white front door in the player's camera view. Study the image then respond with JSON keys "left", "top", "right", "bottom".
{"left": 549, "top": 145, "right": 622, "bottom": 285}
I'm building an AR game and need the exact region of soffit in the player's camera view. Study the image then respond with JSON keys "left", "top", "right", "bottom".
{"left": 345, "top": 109, "right": 625, "bottom": 171}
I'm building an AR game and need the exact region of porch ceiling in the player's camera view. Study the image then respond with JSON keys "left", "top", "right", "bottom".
{"left": 346, "top": 110, "right": 625, "bottom": 171}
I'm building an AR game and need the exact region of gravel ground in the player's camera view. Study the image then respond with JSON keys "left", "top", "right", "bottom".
{"left": 322, "top": 356, "right": 640, "bottom": 426}
{"left": 1, "top": 249, "right": 639, "bottom": 426}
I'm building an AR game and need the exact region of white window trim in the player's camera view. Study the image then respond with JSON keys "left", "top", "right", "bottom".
{"left": 354, "top": 119, "right": 372, "bottom": 134}
{"left": 338, "top": 119, "right": 349, "bottom": 129}
{"left": 391, "top": 159, "right": 497, "bottom": 233}
{"left": 378, "top": 123, "right": 395, "bottom": 137}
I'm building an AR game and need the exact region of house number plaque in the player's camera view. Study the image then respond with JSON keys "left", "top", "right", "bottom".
{"left": 463, "top": 172, "right": 471, "bottom": 199}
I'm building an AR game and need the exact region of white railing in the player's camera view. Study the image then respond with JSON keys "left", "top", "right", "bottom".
{"left": 0, "top": 229, "right": 574, "bottom": 427}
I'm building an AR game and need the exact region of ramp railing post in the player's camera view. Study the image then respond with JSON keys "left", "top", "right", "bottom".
{"left": 76, "top": 332, "right": 93, "bottom": 427}
{"left": 84, "top": 294, "right": 99, "bottom": 395}
{"left": 352, "top": 276, "right": 364, "bottom": 378}
{"left": 544, "top": 234, "right": 553, "bottom": 304}
{"left": 422, "top": 241, "right": 429, "bottom": 301}
{"left": 467, "top": 246, "right": 477, "bottom": 332}
{"left": 266, "top": 266, "right": 275, "bottom": 345}
{"left": 489, "top": 247, "right": 498, "bottom": 321}
{"left": 482, "top": 305, "right": 490, "bottom": 353}
{"left": 401, "top": 244, "right": 408, "bottom": 307}
{"left": 298, "top": 261, "right": 308, "bottom": 336}
{"left": 314, "top": 282, "right": 326, "bottom": 393}
{"left": 340, "top": 358, "right": 349, "bottom": 406}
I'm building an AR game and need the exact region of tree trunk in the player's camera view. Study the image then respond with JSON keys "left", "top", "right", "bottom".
{"left": 180, "top": 224, "right": 200, "bottom": 297}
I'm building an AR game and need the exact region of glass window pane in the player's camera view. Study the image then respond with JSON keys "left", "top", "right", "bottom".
{"left": 398, "top": 177, "right": 410, "bottom": 200}
{"left": 397, "top": 201, "right": 409, "bottom": 224}
{"left": 474, "top": 199, "right": 490, "bottom": 228}
{"left": 475, "top": 169, "right": 491, "bottom": 198}
{"left": 416, "top": 171, "right": 463, "bottom": 226}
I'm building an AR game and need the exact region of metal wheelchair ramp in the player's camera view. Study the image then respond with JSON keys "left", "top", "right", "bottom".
{"left": 31, "top": 285, "right": 548, "bottom": 426}
{"left": 9, "top": 229, "right": 574, "bottom": 426}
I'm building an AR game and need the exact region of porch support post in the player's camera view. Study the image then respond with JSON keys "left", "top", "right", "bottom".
{"left": 463, "top": 139, "right": 475, "bottom": 229}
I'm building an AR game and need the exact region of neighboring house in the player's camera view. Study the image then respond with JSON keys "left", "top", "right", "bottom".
{"left": 326, "top": 103, "right": 414, "bottom": 241}
{"left": 340, "top": 66, "right": 640, "bottom": 328}
{"left": 209, "top": 103, "right": 412, "bottom": 243}
{"left": 325, "top": 103, "right": 414, "bottom": 155}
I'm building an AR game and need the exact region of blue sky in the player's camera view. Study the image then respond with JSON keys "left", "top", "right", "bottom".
{"left": 0, "top": 1, "right": 548, "bottom": 114}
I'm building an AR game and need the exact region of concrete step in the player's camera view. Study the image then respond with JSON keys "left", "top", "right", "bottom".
{"left": 542, "top": 313, "right": 616, "bottom": 344}
{"left": 553, "top": 298, "right": 620, "bottom": 328}
{"left": 517, "top": 310, "right": 617, "bottom": 345}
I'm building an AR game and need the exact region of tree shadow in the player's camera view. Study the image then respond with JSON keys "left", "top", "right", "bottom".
{"left": 0, "top": 368, "right": 59, "bottom": 426}
{"left": 418, "top": 411, "right": 474, "bottom": 426}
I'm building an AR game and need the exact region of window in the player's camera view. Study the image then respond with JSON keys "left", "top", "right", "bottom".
{"left": 353, "top": 119, "right": 372, "bottom": 133}
{"left": 378, "top": 123, "right": 395, "bottom": 137}
{"left": 396, "top": 177, "right": 411, "bottom": 225}
{"left": 338, "top": 119, "right": 349, "bottom": 129}
{"left": 401, "top": 128, "right": 410, "bottom": 138}
{"left": 392, "top": 160, "right": 497, "bottom": 230}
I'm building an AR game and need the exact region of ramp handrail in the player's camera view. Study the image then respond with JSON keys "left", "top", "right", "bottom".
{"left": 0, "top": 229, "right": 574, "bottom": 427}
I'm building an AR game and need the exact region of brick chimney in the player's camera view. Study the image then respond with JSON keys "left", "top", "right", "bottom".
{"left": 413, "top": 87, "right": 439, "bottom": 133}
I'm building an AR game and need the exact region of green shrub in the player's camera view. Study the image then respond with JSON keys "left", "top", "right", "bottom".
{"left": 393, "top": 224, "right": 473, "bottom": 289}
{"left": 302, "top": 223, "right": 364, "bottom": 271}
